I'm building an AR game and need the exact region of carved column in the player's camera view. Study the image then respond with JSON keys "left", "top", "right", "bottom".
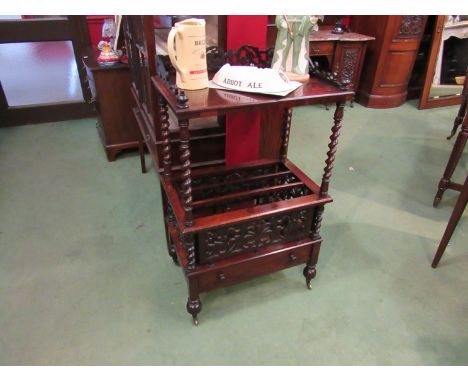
{"left": 320, "top": 101, "right": 345, "bottom": 197}
{"left": 280, "top": 107, "right": 293, "bottom": 160}
{"left": 159, "top": 97, "right": 172, "bottom": 177}
{"left": 178, "top": 119, "right": 193, "bottom": 227}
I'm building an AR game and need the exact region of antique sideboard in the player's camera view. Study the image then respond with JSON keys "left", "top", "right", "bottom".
{"left": 123, "top": 16, "right": 353, "bottom": 325}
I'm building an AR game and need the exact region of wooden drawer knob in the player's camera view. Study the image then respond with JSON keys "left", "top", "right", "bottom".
{"left": 289, "top": 253, "right": 297, "bottom": 262}
{"left": 218, "top": 273, "right": 226, "bottom": 282}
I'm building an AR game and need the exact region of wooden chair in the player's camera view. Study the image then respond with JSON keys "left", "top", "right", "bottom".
{"left": 432, "top": 174, "right": 468, "bottom": 268}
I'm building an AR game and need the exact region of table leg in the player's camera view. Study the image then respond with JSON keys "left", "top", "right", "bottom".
{"left": 186, "top": 278, "right": 202, "bottom": 326}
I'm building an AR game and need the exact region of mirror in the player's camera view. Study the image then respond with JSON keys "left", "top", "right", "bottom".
{"left": 419, "top": 15, "right": 467, "bottom": 109}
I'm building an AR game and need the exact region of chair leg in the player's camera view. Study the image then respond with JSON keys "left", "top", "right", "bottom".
{"left": 433, "top": 124, "right": 468, "bottom": 207}
{"left": 138, "top": 140, "right": 147, "bottom": 174}
{"left": 432, "top": 175, "right": 468, "bottom": 268}
{"left": 447, "top": 99, "right": 466, "bottom": 140}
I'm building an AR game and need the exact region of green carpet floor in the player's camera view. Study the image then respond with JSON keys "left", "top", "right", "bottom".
{"left": 0, "top": 101, "right": 467, "bottom": 365}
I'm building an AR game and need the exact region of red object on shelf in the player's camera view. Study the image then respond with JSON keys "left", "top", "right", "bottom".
{"left": 86, "top": 16, "right": 113, "bottom": 49}
{"left": 225, "top": 16, "right": 268, "bottom": 166}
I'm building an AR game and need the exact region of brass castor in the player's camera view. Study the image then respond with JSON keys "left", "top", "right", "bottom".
{"left": 303, "top": 265, "right": 316, "bottom": 290}
{"left": 187, "top": 297, "right": 202, "bottom": 326}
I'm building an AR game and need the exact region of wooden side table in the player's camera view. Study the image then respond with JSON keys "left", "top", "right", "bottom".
{"left": 83, "top": 52, "right": 141, "bottom": 161}
{"left": 309, "top": 30, "right": 374, "bottom": 91}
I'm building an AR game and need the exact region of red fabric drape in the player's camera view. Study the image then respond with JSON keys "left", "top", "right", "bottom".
{"left": 225, "top": 16, "right": 268, "bottom": 165}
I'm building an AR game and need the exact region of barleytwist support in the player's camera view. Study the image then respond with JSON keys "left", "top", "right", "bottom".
{"left": 320, "top": 101, "right": 345, "bottom": 197}
{"left": 178, "top": 119, "right": 193, "bottom": 227}
{"left": 159, "top": 98, "right": 172, "bottom": 178}
{"left": 183, "top": 234, "right": 196, "bottom": 271}
{"left": 280, "top": 108, "right": 293, "bottom": 160}
{"left": 311, "top": 205, "right": 324, "bottom": 241}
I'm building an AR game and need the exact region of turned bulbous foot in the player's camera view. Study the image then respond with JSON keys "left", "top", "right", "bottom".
{"left": 187, "top": 297, "right": 202, "bottom": 325}
{"left": 303, "top": 265, "right": 316, "bottom": 290}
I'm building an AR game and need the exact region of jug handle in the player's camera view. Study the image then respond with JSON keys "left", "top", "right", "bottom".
{"left": 167, "top": 28, "right": 187, "bottom": 83}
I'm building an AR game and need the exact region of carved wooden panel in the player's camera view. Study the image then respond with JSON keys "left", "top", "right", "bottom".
{"left": 198, "top": 208, "right": 314, "bottom": 263}
{"left": 398, "top": 16, "right": 426, "bottom": 38}
{"left": 338, "top": 48, "right": 360, "bottom": 86}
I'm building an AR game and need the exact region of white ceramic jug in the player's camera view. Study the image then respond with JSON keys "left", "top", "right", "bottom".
{"left": 167, "top": 18, "right": 208, "bottom": 90}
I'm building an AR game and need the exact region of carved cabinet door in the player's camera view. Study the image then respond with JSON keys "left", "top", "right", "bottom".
{"left": 332, "top": 42, "right": 366, "bottom": 90}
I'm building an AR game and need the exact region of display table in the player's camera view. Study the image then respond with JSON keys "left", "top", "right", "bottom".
{"left": 145, "top": 73, "right": 353, "bottom": 324}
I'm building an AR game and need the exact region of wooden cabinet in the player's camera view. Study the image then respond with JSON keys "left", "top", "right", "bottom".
{"left": 83, "top": 52, "right": 140, "bottom": 161}
{"left": 352, "top": 16, "right": 428, "bottom": 108}
{"left": 124, "top": 16, "right": 353, "bottom": 325}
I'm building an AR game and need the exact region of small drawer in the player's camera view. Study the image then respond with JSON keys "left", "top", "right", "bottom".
{"left": 309, "top": 41, "right": 335, "bottom": 56}
{"left": 194, "top": 243, "right": 313, "bottom": 293}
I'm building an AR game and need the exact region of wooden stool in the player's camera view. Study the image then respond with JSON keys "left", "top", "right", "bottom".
{"left": 432, "top": 174, "right": 468, "bottom": 268}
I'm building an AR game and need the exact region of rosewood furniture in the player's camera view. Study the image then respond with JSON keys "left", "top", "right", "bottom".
{"left": 83, "top": 51, "right": 141, "bottom": 161}
{"left": 351, "top": 16, "right": 428, "bottom": 108}
{"left": 124, "top": 16, "right": 353, "bottom": 325}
